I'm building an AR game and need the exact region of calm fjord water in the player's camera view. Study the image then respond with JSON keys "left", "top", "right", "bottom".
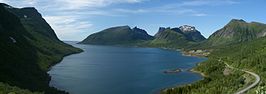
{"left": 48, "top": 41, "right": 206, "bottom": 94}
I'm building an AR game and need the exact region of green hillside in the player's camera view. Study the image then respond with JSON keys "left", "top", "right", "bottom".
{"left": 0, "top": 3, "right": 82, "bottom": 94}
{"left": 202, "top": 19, "right": 266, "bottom": 48}
{"left": 147, "top": 28, "right": 193, "bottom": 48}
{"left": 80, "top": 26, "right": 154, "bottom": 45}
{"left": 0, "top": 82, "right": 43, "bottom": 94}
{"left": 147, "top": 26, "right": 205, "bottom": 49}
{"left": 163, "top": 20, "right": 266, "bottom": 94}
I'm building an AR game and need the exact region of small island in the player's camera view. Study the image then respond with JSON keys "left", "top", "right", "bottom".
{"left": 163, "top": 68, "right": 182, "bottom": 74}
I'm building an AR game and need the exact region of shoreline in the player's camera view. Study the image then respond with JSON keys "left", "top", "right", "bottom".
{"left": 159, "top": 66, "right": 207, "bottom": 94}
{"left": 181, "top": 49, "right": 211, "bottom": 57}
{"left": 163, "top": 47, "right": 208, "bottom": 76}
{"left": 155, "top": 47, "right": 209, "bottom": 94}
{"left": 189, "top": 68, "right": 207, "bottom": 77}
{"left": 151, "top": 47, "right": 208, "bottom": 77}
{"left": 159, "top": 68, "right": 207, "bottom": 94}
{"left": 159, "top": 48, "right": 209, "bottom": 93}
{"left": 47, "top": 44, "right": 83, "bottom": 93}
{"left": 163, "top": 68, "right": 182, "bottom": 74}
{"left": 47, "top": 50, "right": 83, "bottom": 71}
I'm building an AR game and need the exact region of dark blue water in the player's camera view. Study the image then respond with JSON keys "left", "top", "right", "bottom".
{"left": 48, "top": 41, "right": 206, "bottom": 94}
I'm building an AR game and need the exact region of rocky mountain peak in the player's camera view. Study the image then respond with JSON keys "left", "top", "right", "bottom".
{"left": 0, "top": 3, "right": 13, "bottom": 8}
{"left": 133, "top": 26, "right": 138, "bottom": 29}
{"left": 154, "top": 25, "right": 206, "bottom": 42}
{"left": 158, "top": 27, "right": 166, "bottom": 32}
{"left": 227, "top": 19, "right": 247, "bottom": 26}
{"left": 133, "top": 26, "right": 143, "bottom": 31}
{"left": 132, "top": 26, "right": 148, "bottom": 34}
{"left": 230, "top": 19, "right": 246, "bottom": 23}
{"left": 179, "top": 25, "right": 196, "bottom": 32}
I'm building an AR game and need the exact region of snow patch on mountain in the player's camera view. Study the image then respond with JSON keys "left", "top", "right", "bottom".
{"left": 179, "top": 25, "right": 196, "bottom": 32}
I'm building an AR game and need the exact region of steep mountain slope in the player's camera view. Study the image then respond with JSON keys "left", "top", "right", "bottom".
{"left": 149, "top": 25, "right": 206, "bottom": 48}
{"left": 205, "top": 19, "right": 266, "bottom": 47}
{"left": 80, "top": 26, "right": 154, "bottom": 45}
{"left": 7, "top": 6, "right": 60, "bottom": 41}
{"left": 0, "top": 3, "right": 82, "bottom": 94}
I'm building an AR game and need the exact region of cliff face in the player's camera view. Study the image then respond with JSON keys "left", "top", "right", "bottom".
{"left": 0, "top": 3, "right": 82, "bottom": 94}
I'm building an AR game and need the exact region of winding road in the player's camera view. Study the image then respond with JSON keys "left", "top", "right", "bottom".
{"left": 221, "top": 60, "right": 260, "bottom": 94}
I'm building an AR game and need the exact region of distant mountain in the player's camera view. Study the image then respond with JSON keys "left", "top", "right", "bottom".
{"left": 0, "top": 3, "right": 82, "bottom": 94}
{"left": 206, "top": 19, "right": 266, "bottom": 47}
{"left": 149, "top": 25, "right": 206, "bottom": 48}
{"left": 179, "top": 25, "right": 206, "bottom": 42}
{"left": 80, "top": 26, "right": 154, "bottom": 45}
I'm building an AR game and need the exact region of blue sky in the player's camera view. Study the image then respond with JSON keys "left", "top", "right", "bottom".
{"left": 1, "top": 0, "right": 266, "bottom": 41}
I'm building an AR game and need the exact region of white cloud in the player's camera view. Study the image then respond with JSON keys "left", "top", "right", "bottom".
{"left": 54, "top": 0, "right": 147, "bottom": 10}
{"left": 113, "top": 6, "right": 207, "bottom": 17}
{"left": 24, "top": 0, "right": 36, "bottom": 5}
{"left": 43, "top": 16, "right": 93, "bottom": 40}
{"left": 114, "top": 8, "right": 148, "bottom": 14}
{"left": 0, "top": 0, "right": 6, "bottom": 2}
{"left": 180, "top": 0, "right": 238, "bottom": 7}
{"left": 111, "top": 0, "right": 238, "bottom": 16}
{"left": 0, "top": 0, "right": 36, "bottom": 7}
{"left": 193, "top": 13, "right": 208, "bottom": 17}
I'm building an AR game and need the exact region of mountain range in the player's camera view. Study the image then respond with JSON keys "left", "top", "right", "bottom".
{"left": 81, "top": 19, "right": 266, "bottom": 49}
{"left": 80, "top": 25, "right": 206, "bottom": 48}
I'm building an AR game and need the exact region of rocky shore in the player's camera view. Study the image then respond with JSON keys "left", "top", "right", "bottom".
{"left": 182, "top": 49, "right": 211, "bottom": 57}
{"left": 163, "top": 68, "right": 182, "bottom": 74}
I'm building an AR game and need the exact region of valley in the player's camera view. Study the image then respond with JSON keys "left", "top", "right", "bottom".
{"left": 1, "top": 1, "right": 266, "bottom": 94}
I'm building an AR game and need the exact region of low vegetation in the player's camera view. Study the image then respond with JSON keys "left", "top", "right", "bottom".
{"left": 0, "top": 82, "right": 43, "bottom": 94}
{"left": 163, "top": 36, "right": 266, "bottom": 94}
